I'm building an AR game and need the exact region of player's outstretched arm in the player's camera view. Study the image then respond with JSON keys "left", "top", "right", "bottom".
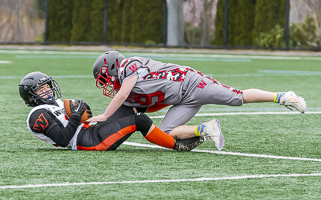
{"left": 87, "top": 74, "right": 138, "bottom": 123}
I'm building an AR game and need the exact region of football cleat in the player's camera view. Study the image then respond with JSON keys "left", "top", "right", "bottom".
{"left": 174, "top": 136, "right": 205, "bottom": 151}
{"left": 202, "top": 118, "right": 224, "bottom": 150}
{"left": 280, "top": 91, "right": 307, "bottom": 114}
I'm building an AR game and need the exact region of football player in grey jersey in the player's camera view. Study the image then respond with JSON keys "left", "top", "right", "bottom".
{"left": 19, "top": 71, "right": 204, "bottom": 151}
{"left": 88, "top": 51, "right": 307, "bottom": 150}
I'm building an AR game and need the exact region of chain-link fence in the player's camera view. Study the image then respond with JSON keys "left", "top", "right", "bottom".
{"left": 0, "top": 0, "right": 320, "bottom": 50}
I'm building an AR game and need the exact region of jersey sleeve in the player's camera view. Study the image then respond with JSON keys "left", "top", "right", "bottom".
{"left": 28, "top": 108, "right": 81, "bottom": 147}
{"left": 119, "top": 59, "right": 149, "bottom": 84}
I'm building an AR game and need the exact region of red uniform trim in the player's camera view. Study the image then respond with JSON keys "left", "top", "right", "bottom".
{"left": 77, "top": 125, "right": 136, "bottom": 151}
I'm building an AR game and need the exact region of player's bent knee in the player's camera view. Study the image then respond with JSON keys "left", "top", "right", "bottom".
{"left": 135, "top": 113, "right": 153, "bottom": 136}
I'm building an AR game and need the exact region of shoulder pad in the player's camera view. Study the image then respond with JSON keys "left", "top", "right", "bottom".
{"left": 119, "top": 59, "right": 144, "bottom": 80}
{"left": 28, "top": 108, "right": 51, "bottom": 133}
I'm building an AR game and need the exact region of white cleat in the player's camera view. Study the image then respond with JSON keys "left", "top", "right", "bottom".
{"left": 202, "top": 119, "right": 224, "bottom": 150}
{"left": 280, "top": 91, "right": 307, "bottom": 113}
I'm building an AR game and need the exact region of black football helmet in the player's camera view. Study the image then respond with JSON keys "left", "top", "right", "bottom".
{"left": 92, "top": 51, "right": 126, "bottom": 97}
{"left": 19, "top": 71, "right": 62, "bottom": 107}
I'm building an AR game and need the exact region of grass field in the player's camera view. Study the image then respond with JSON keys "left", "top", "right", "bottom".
{"left": 0, "top": 49, "right": 321, "bottom": 199}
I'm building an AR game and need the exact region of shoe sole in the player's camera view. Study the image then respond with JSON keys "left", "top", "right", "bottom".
{"left": 207, "top": 119, "right": 224, "bottom": 151}
{"left": 296, "top": 98, "right": 307, "bottom": 114}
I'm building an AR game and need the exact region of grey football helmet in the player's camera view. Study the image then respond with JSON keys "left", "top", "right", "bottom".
{"left": 92, "top": 51, "right": 126, "bottom": 97}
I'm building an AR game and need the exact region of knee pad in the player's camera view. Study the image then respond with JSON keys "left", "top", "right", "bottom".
{"left": 135, "top": 113, "right": 153, "bottom": 136}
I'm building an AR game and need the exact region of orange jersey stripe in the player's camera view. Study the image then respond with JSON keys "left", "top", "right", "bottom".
{"left": 77, "top": 125, "right": 136, "bottom": 151}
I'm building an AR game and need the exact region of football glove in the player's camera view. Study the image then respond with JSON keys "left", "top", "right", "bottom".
{"left": 70, "top": 99, "right": 88, "bottom": 119}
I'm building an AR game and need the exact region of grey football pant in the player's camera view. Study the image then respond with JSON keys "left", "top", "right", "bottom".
{"left": 159, "top": 78, "right": 243, "bottom": 133}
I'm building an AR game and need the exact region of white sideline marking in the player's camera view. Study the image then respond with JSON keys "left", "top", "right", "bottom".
{"left": 1, "top": 173, "right": 321, "bottom": 189}
{"left": 150, "top": 111, "right": 321, "bottom": 119}
{"left": 124, "top": 142, "right": 321, "bottom": 162}
{"left": 0, "top": 50, "right": 100, "bottom": 55}
{"left": 0, "top": 60, "right": 11, "bottom": 64}
{"left": 164, "top": 53, "right": 321, "bottom": 61}
{"left": 0, "top": 75, "right": 93, "bottom": 79}
{"left": 1, "top": 49, "right": 321, "bottom": 60}
{"left": 259, "top": 70, "right": 321, "bottom": 76}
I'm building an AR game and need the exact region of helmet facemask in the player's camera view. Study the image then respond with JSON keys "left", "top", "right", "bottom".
{"left": 30, "top": 78, "right": 62, "bottom": 105}
{"left": 95, "top": 59, "right": 121, "bottom": 98}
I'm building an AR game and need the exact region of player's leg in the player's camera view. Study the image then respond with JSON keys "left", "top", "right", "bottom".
{"left": 135, "top": 113, "right": 175, "bottom": 149}
{"left": 76, "top": 105, "right": 138, "bottom": 150}
{"left": 76, "top": 116, "right": 136, "bottom": 150}
{"left": 242, "top": 89, "right": 274, "bottom": 103}
{"left": 190, "top": 77, "right": 306, "bottom": 113}
{"left": 159, "top": 104, "right": 224, "bottom": 150}
{"left": 167, "top": 123, "right": 224, "bottom": 150}
{"left": 184, "top": 78, "right": 244, "bottom": 106}
{"left": 243, "top": 89, "right": 306, "bottom": 113}
{"left": 159, "top": 104, "right": 201, "bottom": 136}
{"left": 79, "top": 112, "right": 204, "bottom": 151}
{"left": 135, "top": 113, "right": 203, "bottom": 151}
{"left": 105, "top": 104, "right": 135, "bottom": 122}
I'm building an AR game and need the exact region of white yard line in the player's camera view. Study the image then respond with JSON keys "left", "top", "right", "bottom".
{"left": 123, "top": 142, "right": 321, "bottom": 162}
{"left": 1, "top": 140, "right": 321, "bottom": 189}
{"left": 0, "top": 61, "right": 12, "bottom": 64}
{"left": 1, "top": 173, "right": 321, "bottom": 189}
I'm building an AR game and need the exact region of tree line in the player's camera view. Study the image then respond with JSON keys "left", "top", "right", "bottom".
{"left": 48, "top": 0, "right": 317, "bottom": 48}
{"left": 48, "top": 0, "right": 164, "bottom": 44}
{"left": 213, "top": 0, "right": 287, "bottom": 46}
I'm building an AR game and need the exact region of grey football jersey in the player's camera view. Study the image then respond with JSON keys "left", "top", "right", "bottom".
{"left": 118, "top": 56, "right": 243, "bottom": 133}
{"left": 118, "top": 56, "right": 203, "bottom": 108}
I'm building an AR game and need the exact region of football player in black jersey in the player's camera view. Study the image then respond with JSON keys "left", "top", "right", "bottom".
{"left": 19, "top": 71, "right": 203, "bottom": 151}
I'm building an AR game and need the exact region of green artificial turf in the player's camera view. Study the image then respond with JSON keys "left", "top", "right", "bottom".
{"left": 0, "top": 50, "right": 320, "bottom": 199}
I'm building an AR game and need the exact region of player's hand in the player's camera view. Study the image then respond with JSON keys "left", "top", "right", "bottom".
{"left": 86, "top": 114, "right": 108, "bottom": 123}
{"left": 70, "top": 99, "right": 88, "bottom": 118}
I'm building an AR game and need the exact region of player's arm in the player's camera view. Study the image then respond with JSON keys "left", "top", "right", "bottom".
{"left": 29, "top": 100, "right": 87, "bottom": 147}
{"left": 29, "top": 109, "right": 80, "bottom": 147}
{"left": 87, "top": 74, "right": 138, "bottom": 123}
